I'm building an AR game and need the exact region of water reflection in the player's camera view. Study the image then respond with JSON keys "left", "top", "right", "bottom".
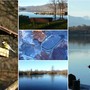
{"left": 70, "top": 36, "right": 90, "bottom": 44}
{"left": 19, "top": 75, "right": 67, "bottom": 90}
{"left": 69, "top": 43, "right": 90, "bottom": 85}
{"left": 70, "top": 36, "right": 90, "bottom": 50}
{"left": 20, "top": 74, "right": 44, "bottom": 79}
{"left": 19, "top": 12, "right": 67, "bottom": 20}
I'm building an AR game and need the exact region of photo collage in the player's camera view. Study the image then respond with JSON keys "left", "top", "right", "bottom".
{"left": 0, "top": 0, "right": 90, "bottom": 90}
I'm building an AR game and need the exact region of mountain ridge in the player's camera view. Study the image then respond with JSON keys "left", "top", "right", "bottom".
{"left": 69, "top": 15, "right": 90, "bottom": 27}
{"left": 19, "top": 4, "right": 67, "bottom": 12}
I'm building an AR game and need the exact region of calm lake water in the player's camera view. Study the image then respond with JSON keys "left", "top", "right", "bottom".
{"left": 69, "top": 40, "right": 90, "bottom": 85}
{"left": 19, "top": 75, "right": 67, "bottom": 90}
{"left": 19, "top": 11, "right": 67, "bottom": 20}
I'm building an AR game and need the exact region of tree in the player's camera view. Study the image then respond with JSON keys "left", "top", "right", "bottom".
{"left": 19, "top": 15, "right": 30, "bottom": 25}
{"left": 49, "top": 0, "right": 57, "bottom": 20}
{"left": 52, "top": 66, "right": 54, "bottom": 72}
{"left": 57, "top": 0, "right": 67, "bottom": 19}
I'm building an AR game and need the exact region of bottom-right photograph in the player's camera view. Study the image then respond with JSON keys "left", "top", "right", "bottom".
{"left": 69, "top": 49, "right": 90, "bottom": 89}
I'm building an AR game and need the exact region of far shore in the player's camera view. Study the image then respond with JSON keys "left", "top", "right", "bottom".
{"left": 19, "top": 10, "right": 67, "bottom": 16}
{"left": 19, "top": 70, "right": 67, "bottom": 76}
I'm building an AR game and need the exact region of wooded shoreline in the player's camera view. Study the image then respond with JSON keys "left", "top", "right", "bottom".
{"left": 19, "top": 70, "right": 67, "bottom": 76}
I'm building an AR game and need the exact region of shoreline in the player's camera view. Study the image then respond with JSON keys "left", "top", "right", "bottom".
{"left": 19, "top": 10, "right": 67, "bottom": 15}
{"left": 19, "top": 70, "right": 67, "bottom": 76}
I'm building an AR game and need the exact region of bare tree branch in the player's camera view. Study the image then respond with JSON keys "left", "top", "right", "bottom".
{"left": 57, "top": 0, "right": 67, "bottom": 19}
{"left": 49, "top": 0, "right": 57, "bottom": 20}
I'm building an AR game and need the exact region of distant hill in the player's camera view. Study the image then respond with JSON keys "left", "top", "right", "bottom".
{"left": 20, "top": 4, "right": 52, "bottom": 12}
{"left": 19, "top": 4, "right": 67, "bottom": 13}
{"left": 69, "top": 16, "right": 90, "bottom": 27}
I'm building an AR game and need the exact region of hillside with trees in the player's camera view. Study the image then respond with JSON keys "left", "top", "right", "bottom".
{"left": 69, "top": 25, "right": 90, "bottom": 31}
{"left": 69, "top": 25, "right": 90, "bottom": 36}
{"left": 69, "top": 25, "right": 90, "bottom": 43}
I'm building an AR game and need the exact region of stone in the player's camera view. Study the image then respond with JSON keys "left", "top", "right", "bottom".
{"left": 41, "top": 35, "right": 61, "bottom": 51}
{"left": 40, "top": 51, "right": 49, "bottom": 60}
{"left": 21, "top": 43, "right": 35, "bottom": 56}
{"left": 51, "top": 39, "right": 67, "bottom": 60}
{"left": 33, "top": 31, "right": 46, "bottom": 42}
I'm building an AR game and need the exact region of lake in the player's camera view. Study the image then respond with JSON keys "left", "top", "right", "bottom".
{"left": 69, "top": 40, "right": 90, "bottom": 85}
{"left": 19, "top": 75, "right": 67, "bottom": 90}
{"left": 19, "top": 11, "right": 67, "bottom": 20}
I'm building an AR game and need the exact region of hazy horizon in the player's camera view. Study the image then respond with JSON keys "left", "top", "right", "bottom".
{"left": 69, "top": 15, "right": 90, "bottom": 19}
{"left": 69, "top": 0, "right": 90, "bottom": 17}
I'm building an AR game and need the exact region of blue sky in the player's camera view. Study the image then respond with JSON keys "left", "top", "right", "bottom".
{"left": 19, "top": 0, "right": 49, "bottom": 6}
{"left": 69, "top": 0, "right": 90, "bottom": 17}
{"left": 19, "top": 60, "right": 68, "bottom": 71}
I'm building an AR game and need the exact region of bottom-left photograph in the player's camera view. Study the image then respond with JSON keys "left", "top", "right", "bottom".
{"left": 19, "top": 60, "right": 68, "bottom": 90}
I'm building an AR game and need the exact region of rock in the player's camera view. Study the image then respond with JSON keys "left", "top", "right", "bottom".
{"left": 40, "top": 51, "right": 49, "bottom": 60}
{"left": 41, "top": 35, "right": 61, "bottom": 51}
{"left": 33, "top": 31, "right": 46, "bottom": 42}
{"left": 51, "top": 38, "right": 67, "bottom": 60}
{"left": 19, "top": 53, "right": 24, "bottom": 60}
{"left": 35, "top": 51, "right": 49, "bottom": 60}
{"left": 21, "top": 43, "right": 35, "bottom": 56}
{"left": 34, "top": 54, "right": 41, "bottom": 60}
{"left": 51, "top": 47, "right": 67, "bottom": 60}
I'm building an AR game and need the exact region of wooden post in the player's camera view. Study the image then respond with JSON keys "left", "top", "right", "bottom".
{"left": 72, "top": 79, "right": 80, "bottom": 90}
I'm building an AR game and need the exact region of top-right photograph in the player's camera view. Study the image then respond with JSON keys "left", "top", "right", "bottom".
{"left": 19, "top": 0, "right": 68, "bottom": 29}
{"left": 69, "top": 0, "right": 90, "bottom": 48}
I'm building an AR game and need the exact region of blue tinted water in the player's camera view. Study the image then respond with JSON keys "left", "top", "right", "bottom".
{"left": 19, "top": 12, "right": 67, "bottom": 20}
{"left": 19, "top": 75, "right": 67, "bottom": 90}
{"left": 69, "top": 42, "right": 90, "bottom": 85}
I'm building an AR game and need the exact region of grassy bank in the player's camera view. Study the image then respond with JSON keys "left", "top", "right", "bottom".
{"left": 19, "top": 70, "right": 67, "bottom": 76}
{"left": 19, "top": 15, "right": 67, "bottom": 29}
{"left": 20, "top": 19, "right": 67, "bottom": 29}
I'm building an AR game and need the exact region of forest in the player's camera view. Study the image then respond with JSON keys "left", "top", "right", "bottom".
{"left": 69, "top": 25, "right": 90, "bottom": 36}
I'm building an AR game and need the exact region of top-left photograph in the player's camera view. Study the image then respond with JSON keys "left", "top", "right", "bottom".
{"left": 0, "top": 0, "right": 18, "bottom": 90}
{"left": 19, "top": 0, "right": 68, "bottom": 29}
